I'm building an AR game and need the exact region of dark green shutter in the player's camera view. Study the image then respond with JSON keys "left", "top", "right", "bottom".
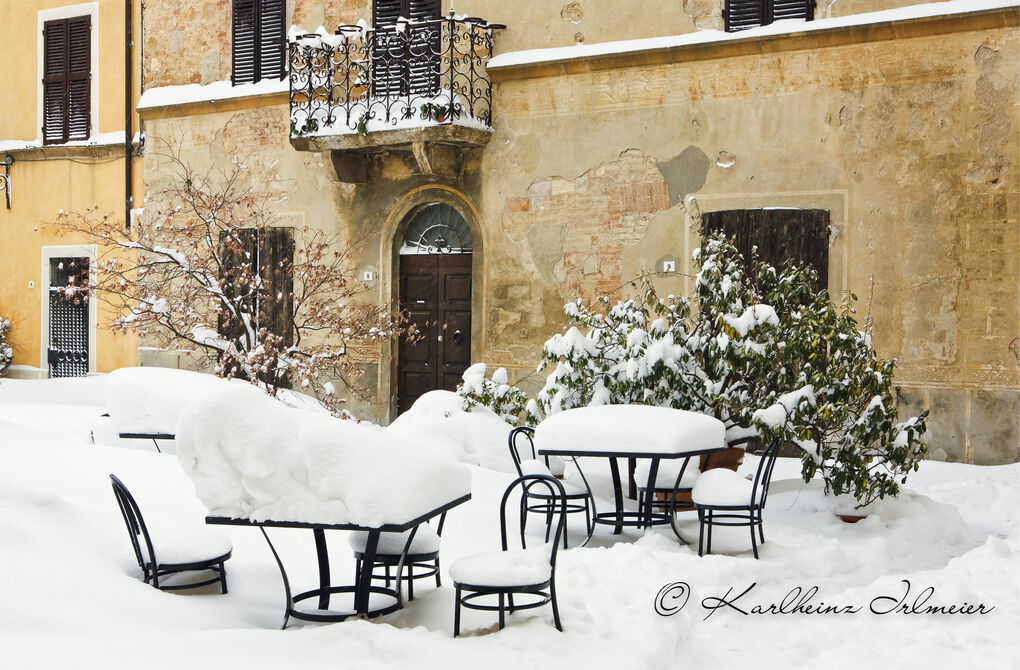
{"left": 43, "top": 16, "right": 90, "bottom": 144}
{"left": 232, "top": 0, "right": 285, "bottom": 84}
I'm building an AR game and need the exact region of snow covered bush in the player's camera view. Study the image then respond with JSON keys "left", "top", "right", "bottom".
{"left": 751, "top": 284, "right": 928, "bottom": 509}
{"left": 456, "top": 362, "right": 529, "bottom": 424}
{"left": 536, "top": 231, "right": 928, "bottom": 507}
{"left": 534, "top": 233, "right": 783, "bottom": 434}
{"left": 0, "top": 316, "right": 12, "bottom": 375}
{"left": 52, "top": 148, "right": 414, "bottom": 415}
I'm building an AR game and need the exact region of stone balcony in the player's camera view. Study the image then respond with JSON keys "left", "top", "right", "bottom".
{"left": 288, "top": 15, "right": 504, "bottom": 182}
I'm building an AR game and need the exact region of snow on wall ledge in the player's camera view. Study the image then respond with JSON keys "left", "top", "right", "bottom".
{"left": 487, "top": 0, "right": 1020, "bottom": 70}
{"left": 176, "top": 385, "right": 471, "bottom": 527}
{"left": 137, "top": 78, "right": 289, "bottom": 111}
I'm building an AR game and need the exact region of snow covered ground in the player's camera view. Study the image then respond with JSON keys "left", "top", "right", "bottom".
{"left": 0, "top": 375, "right": 1017, "bottom": 670}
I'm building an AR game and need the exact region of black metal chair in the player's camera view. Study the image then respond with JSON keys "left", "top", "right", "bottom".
{"left": 509, "top": 426, "right": 592, "bottom": 548}
{"left": 691, "top": 439, "right": 781, "bottom": 559}
{"left": 450, "top": 474, "right": 567, "bottom": 636}
{"left": 349, "top": 513, "right": 446, "bottom": 601}
{"left": 110, "top": 474, "right": 232, "bottom": 592}
{"left": 638, "top": 435, "right": 759, "bottom": 522}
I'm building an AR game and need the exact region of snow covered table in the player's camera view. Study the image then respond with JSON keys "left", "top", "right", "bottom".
{"left": 207, "top": 494, "right": 470, "bottom": 628}
{"left": 175, "top": 384, "right": 474, "bottom": 627}
{"left": 534, "top": 405, "right": 726, "bottom": 539}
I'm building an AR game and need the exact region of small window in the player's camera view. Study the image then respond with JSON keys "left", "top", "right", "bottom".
{"left": 218, "top": 228, "right": 295, "bottom": 344}
{"left": 725, "top": 0, "right": 813, "bottom": 32}
{"left": 232, "top": 0, "right": 287, "bottom": 85}
{"left": 702, "top": 208, "right": 829, "bottom": 288}
{"left": 43, "top": 16, "right": 91, "bottom": 145}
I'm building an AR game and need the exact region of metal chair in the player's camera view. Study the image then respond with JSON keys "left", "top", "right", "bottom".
{"left": 637, "top": 434, "right": 759, "bottom": 522}
{"left": 349, "top": 513, "right": 446, "bottom": 601}
{"left": 691, "top": 439, "right": 780, "bottom": 559}
{"left": 508, "top": 426, "right": 592, "bottom": 548}
{"left": 450, "top": 474, "right": 566, "bottom": 636}
{"left": 110, "top": 474, "right": 232, "bottom": 592}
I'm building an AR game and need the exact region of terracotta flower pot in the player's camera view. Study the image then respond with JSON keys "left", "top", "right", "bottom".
{"left": 835, "top": 513, "right": 868, "bottom": 523}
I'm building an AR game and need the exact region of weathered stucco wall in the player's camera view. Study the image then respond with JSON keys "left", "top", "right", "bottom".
{"left": 480, "top": 11, "right": 1020, "bottom": 463}
{"left": 141, "top": 0, "right": 936, "bottom": 88}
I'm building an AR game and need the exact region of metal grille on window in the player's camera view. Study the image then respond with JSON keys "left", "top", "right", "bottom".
{"left": 400, "top": 204, "right": 473, "bottom": 255}
{"left": 48, "top": 257, "right": 90, "bottom": 378}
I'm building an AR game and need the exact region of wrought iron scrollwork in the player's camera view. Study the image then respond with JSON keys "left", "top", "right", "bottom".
{"left": 289, "top": 14, "right": 504, "bottom": 137}
{"left": 402, "top": 203, "right": 473, "bottom": 255}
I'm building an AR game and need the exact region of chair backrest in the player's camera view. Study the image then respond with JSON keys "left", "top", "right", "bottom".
{"left": 507, "top": 426, "right": 537, "bottom": 477}
{"left": 751, "top": 439, "right": 781, "bottom": 508}
{"left": 499, "top": 474, "right": 567, "bottom": 568}
{"left": 110, "top": 474, "right": 157, "bottom": 571}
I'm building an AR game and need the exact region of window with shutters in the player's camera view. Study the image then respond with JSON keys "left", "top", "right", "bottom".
{"left": 218, "top": 228, "right": 295, "bottom": 345}
{"left": 725, "top": 0, "right": 814, "bottom": 32}
{"left": 702, "top": 209, "right": 830, "bottom": 288}
{"left": 372, "top": 0, "right": 442, "bottom": 97}
{"left": 232, "top": 0, "right": 287, "bottom": 85}
{"left": 43, "top": 16, "right": 91, "bottom": 145}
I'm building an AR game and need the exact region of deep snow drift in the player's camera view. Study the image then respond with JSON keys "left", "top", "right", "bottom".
{"left": 0, "top": 375, "right": 1017, "bottom": 670}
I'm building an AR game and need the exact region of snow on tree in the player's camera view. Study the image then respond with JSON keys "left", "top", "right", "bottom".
{"left": 456, "top": 362, "right": 528, "bottom": 424}
{"left": 52, "top": 149, "right": 413, "bottom": 415}
{"left": 0, "top": 316, "right": 12, "bottom": 375}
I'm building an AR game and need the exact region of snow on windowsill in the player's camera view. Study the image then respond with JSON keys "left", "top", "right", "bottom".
{"left": 137, "top": 78, "right": 290, "bottom": 111}
{"left": 487, "top": 0, "right": 1020, "bottom": 70}
{"left": 0, "top": 131, "right": 139, "bottom": 153}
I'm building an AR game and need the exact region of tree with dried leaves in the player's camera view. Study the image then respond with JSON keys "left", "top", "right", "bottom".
{"left": 53, "top": 150, "right": 412, "bottom": 416}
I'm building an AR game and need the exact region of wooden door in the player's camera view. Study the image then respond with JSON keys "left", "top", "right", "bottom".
{"left": 398, "top": 253, "right": 472, "bottom": 413}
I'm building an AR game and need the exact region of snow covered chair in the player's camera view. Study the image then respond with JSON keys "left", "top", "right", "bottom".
{"left": 349, "top": 513, "right": 446, "bottom": 601}
{"left": 509, "top": 426, "right": 592, "bottom": 548}
{"left": 450, "top": 474, "right": 566, "bottom": 636}
{"left": 691, "top": 439, "right": 780, "bottom": 559}
{"left": 110, "top": 474, "right": 232, "bottom": 592}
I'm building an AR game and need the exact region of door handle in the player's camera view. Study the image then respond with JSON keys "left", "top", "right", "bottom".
{"left": 452, "top": 330, "right": 463, "bottom": 344}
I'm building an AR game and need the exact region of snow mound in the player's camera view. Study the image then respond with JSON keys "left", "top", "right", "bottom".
{"left": 385, "top": 390, "right": 517, "bottom": 472}
{"left": 535, "top": 405, "right": 725, "bottom": 455}
{"left": 176, "top": 385, "right": 471, "bottom": 526}
{"left": 107, "top": 367, "right": 230, "bottom": 435}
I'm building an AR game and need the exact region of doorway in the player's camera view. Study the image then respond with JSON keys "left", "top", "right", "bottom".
{"left": 47, "top": 256, "right": 90, "bottom": 378}
{"left": 396, "top": 203, "right": 473, "bottom": 414}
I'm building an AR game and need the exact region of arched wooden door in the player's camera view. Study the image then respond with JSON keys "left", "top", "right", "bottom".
{"left": 397, "top": 203, "right": 473, "bottom": 414}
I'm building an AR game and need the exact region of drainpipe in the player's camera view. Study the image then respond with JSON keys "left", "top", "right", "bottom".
{"left": 124, "top": 0, "right": 133, "bottom": 231}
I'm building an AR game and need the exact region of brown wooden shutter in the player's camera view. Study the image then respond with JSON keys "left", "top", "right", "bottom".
{"left": 258, "top": 228, "right": 294, "bottom": 346}
{"left": 67, "top": 17, "right": 91, "bottom": 141}
{"left": 702, "top": 209, "right": 830, "bottom": 289}
{"left": 258, "top": 0, "right": 286, "bottom": 81}
{"left": 407, "top": 0, "right": 440, "bottom": 21}
{"left": 232, "top": 0, "right": 257, "bottom": 84}
{"left": 43, "top": 17, "right": 90, "bottom": 145}
{"left": 233, "top": 0, "right": 286, "bottom": 84}
{"left": 726, "top": 0, "right": 813, "bottom": 31}
{"left": 772, "top": 0, "right": 813, "bottom": 22}
{"left": 373, "top": 0, "right": 404, "bottom": 27}
{"left": 217, "top": 228, "right": 258, "bottom": 344}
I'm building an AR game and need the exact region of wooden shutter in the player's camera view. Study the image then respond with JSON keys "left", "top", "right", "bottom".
{"left": 232, "top": 0, "right": 257, "bottom": 84}
{"left": 702, "top": 209, "right": 830, "bottom": 289}
{"left": 725, "top": 0, "right": 765, "bottom": 32}
{"left": 258, "top": 0, "right": 287, "bottom": 81}
{"left": 67, "top": 17, "right": 91, "bottom": 141}
{"left": 258, "top": 228, "right": 294, "bottom": 345}
{"left": 374, "top": 0, "right": 439, "bottom": 26}
{"left": 772, "top": 0, "right": 813, "bottom": 22}
{"left": 43, "top": 17, "right": 90, "bottom": 145}
{"left": 217, "top": 228, "right": 258, "bottom": 344}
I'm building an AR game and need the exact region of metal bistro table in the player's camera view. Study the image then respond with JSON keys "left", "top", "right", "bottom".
{"left": 207, "top": 492, "right": 470, "bottom": 628}
{"left": 535, "top": 406, "right": 726, "bottom": 541}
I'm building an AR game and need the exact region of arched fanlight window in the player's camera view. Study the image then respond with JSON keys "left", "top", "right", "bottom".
{"left": 400, "top": 203, "right": 473, "bottom": 254}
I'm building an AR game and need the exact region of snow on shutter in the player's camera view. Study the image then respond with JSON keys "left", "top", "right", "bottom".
{"left": 772, "top": 0, "right": 813, "bottom": 22}
{"left": 373, "top": 0, "right": 403, "bottom": 27}
{"left": 66, "top": 16, "right": 91, "bottom": 142}
{"left": 43, "top": 19, "right": 69, "bottom": 144}
{"left": 258, "top": 0, "right": 286, "bottom": 81}
{"left": 232, "top": 0, "right": 257, "bottom": 84}
{"left": 407, "top": 0, "right": 440, "bottom": 21}
{"left": 725, "top": 0, "right": 765, "bottom": 32}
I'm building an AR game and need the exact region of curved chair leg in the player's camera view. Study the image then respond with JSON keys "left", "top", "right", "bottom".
{"left": 498, "top": 592, "right": 506, "bottom": 631}
{"left": 750, "top": 514, "right": 759, "bottom": 559}
{"left": 697, "top": 508, "right": 705, "bottom": 557}
{"left": 220, "top": 562, "right": 228, "bottom": 594}
{"left": 758, "top": 511, "right": 766, "bottom": 544}
{"left": 435, "top": 558, "right": 442, "bottom": 588}
{"left": 550, "top": 580, "right": 563, "bottom": 632}
{"left": 706, "top": 509, "right": 714, "bottom": 556}
{"left": 454, "top": 586, "right": 462, "bottom": 637}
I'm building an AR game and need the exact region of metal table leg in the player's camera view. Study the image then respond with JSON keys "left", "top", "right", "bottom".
{"left": 609, "top": 458, "right": 624, "bottom": 535}
{"left": 313, "top": 528, "right": 331, "bottom": 610}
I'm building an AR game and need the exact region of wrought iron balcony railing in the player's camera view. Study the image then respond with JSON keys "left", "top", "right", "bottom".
{"left": 289, "top": 15, "right": 504, "bottom": 139}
